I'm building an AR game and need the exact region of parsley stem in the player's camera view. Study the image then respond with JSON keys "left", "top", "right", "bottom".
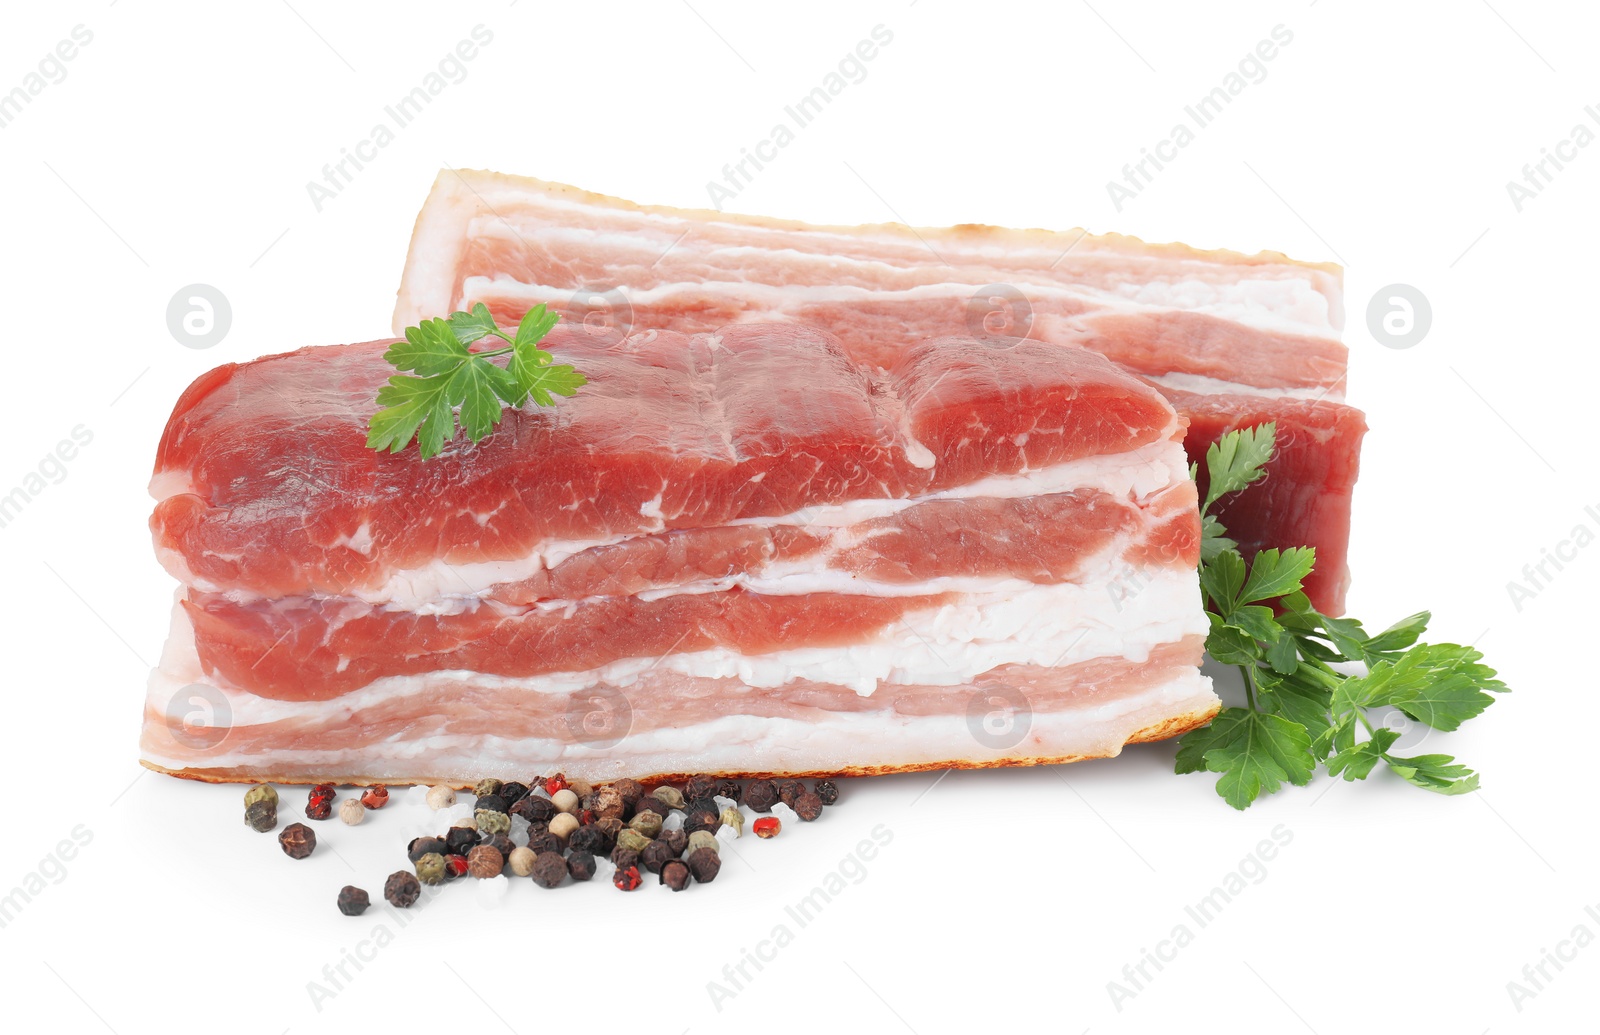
{"left": 1240, "top": 663, "right": 1259, "bottom": 711}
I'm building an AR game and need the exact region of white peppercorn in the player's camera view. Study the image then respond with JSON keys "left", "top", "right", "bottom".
{"left": 551, "top": 788, "right": 580, "bottom": 814}
{"left": 548, "top": 812, "right": 579, "bottom": 842}
{"left": 426, "top": 785, "right": 456, "bottom": 810}
{"left": 339, "top": 798, "right": 366, "bottom": 826}
{"left": 508, "top": 846, "right": 536, "bottom": 877}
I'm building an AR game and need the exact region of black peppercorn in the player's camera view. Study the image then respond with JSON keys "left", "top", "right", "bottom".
{"left": 612, "top": 778, "right": 644, "bottom": 811}
{"left": 526, "top": 830, "right": 562, "bottom": 856}
{"left": 778, "top": 780, "right": 805, "bottom": 808}
{"left": 684, "top": 801, "right": 721, "bottom": 836}
{"left": 445, "top": 827, "right": 479, "bottom": 854}
{"left": 337, "top": 886, "right": 370, "bottom": 916}
{"left": 632, "top": 795, "right": 669, "bottom": 818}
{"left": 474, "top": 793, "right": 507, "bottom": 815}
{"left": 660, "top": 828, "right": 689, "bottom": 856}
{"left": 499, "top": 781, "right": 530, "bottom": 805}
{"left": 717, "top": 778, "right": 742, "bottom": 803}
{"left": 794, "top": 791, "right": 824, "bottom": 822}
{"left": 660, "top": 859, "right": 691, "bottom": 891}
{"left": 511, "top": 795, "right": 557, "bottom": 823}
{"left": 567, "top": 851, "right": 597, "bottom": 882}
{"left": 407, "top": 836, "right": 448, "bottom": 863}
{"left": 641, "top": 838, "right": 678, "bottom": 875}
{"left": 568, "top": 824, "right": 612, "bottom": 857}
{"left": 595, "top": 816, "right": 624, "bottom": 840}
{"left": 244, "top": 801, "right": 277, "bottom": 833}
{"left": 278, "top": 823, "right": 316, "bottom": 859}
{"left": 686, "top": 846, "right": 721, "bottom": 883}
{"left": 384, "top": 870, "right": 421, "bottom": 908}
{"left": 611, "top": 845, "right": 641, "bottom": 872}
{"left": 529, "top": 851, "right": 567, "bottom": 889}
{"left": 684, "top": 775, "right": 720, "bottom": 802}
{"left": 815, "top": 779, "right": 839, "bottom": 806}
{"left": 487, "top": 833, "right": 515, "bottom": 859}
{"left": 744, "top": 779, "right": 779, "bottom": 812}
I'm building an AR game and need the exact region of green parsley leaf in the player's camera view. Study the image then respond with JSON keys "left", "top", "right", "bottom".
{"left": 1384, "top": 753, "right": 1481, "bottom": 795}
{"left": 1237, "top": 547, "right": 1316, "bottom": 606}
{"left": 447, "top": 302, "right": 500, "bottom": 345}
{"left": 1179, "top": 707, "right": 1316, "bottom": 810}
{"left": 1202, "top": 421, "right": 1275, "bottom": 511}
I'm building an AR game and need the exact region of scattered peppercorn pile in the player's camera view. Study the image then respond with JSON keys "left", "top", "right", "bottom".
{"left": 240, "top": 774, "right": 842, "bottom": 913}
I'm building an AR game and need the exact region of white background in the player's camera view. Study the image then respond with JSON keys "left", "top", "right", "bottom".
{"left": 1, "top": 1, "right": 1595, "bottom": 1032}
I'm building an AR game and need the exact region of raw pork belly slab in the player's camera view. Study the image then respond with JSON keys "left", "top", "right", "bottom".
{"left": 395, "top": 170, "right": 1365, "bottom": 613}
{"left": 144, "top": 322, "right": 1216, "bottom": 785}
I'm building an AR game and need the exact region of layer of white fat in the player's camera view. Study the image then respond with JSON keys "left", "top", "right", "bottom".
{"left": 288, "top": 433, "right": 1190, "bottom": 613}
{"left": 463, "top": 266, "right": 1339, "bottom": 345}
{"left": 1145, "top": 371, "right": 1343, "bottom": 403}
{"left": 149, "top": 553, "right": 1207, "bottom": 728}
{"left": 140, "top": 668, "right": 1218, "bottom": 781}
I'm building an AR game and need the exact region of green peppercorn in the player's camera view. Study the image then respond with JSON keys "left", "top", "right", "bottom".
{"left": 628, "top": 810, "right": 663, "bottom": 839}
{"left": 474, "top": 778, "right": 503, "bottom": 798}
{"left": 416, "top": 852, "right": 448, "bottom": 885}
{"left": 244, "top": 800, "right": 277, "bottom": 833}
{"left": 475, "top": 809, "right": 511, "bottom": 835}
{"left": 244, "top": 784, "right": 278, "bottom": 808}
{"left": 616, "top": 828, "right": 652, "bottom": 855}
{"left": 719, "top": 807, "right": 744, "bottom": 837}
{"left": 687, "top": 830, "right": 719, "bottom": 855}
{"left": 651, "top": 786, "right": 686, "bottom": 810}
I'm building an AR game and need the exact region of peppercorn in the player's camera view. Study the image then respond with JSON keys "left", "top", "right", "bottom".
{"left": 794, "top": 791, "right": 824, "bottom": 822}
{"left": 451, "top": 815, "right": 478, "bottom": 832}
{"left": 717, "top": 778, "right": 742, "bottom": 803}
{"left": 526, "top": 830, "right": 562, "bottom": 856}
{"left": 475, "top": 809, "right": 511, "bottom": 835}
{"left": 683, "top": 802, "right": 721, "bottom": 836}
{"left": 548, "top": 812, "right": 579, "bottom": 843}
{"left": 719, "top": 807, "right": 744, "bottom": 838}
{"left": 444, "top": 854, "right": 469, "bottom": 880}
{"left": 815, "top": 779, "right": 839, "bottom": 806}
{"left": 415, "top": 852, "right": 447, "bottom": 885}
{"left": 686, "top": 830, "right": 719, "bottom": 856}
{"left": 474, "top": 778, "right": 503, "bottom": 798}
{"left": 499, "top": 781, "right": 530, "bottom": 805}
{"left": 641, "top": 839, "right": 678, "bottom": 874}
{"left": 651, "top": 786, "right": 686, "bottom": 810}
{"left": 312, "top": 782, "right": 336, "bottom": 798}
{"left": 337, "top": 886, "right": 370, "bottom": 916}
{"left": 568, "top": 779, "right": 593, "bottom": 800}
{"left": 511, "top": 795, "right": 556, "bottom": 824}
{"left": 305, "top": 795, "right": 332, "bottom": 821}
{"left": 611, "top": 778, "right": 644, "bottom": 812}
{"left": 244, "top": 784, "right": 278, "bottom": 808}
{"left": 408, "top": 836, "right": 448, "bottom": 863}
{"left": 595, "top": 816, "right": 625, "bottom": 841}
{"left": 660, "top": 860, "right": 691, "bottom": 892}
{"left": 467, "top": 845, "right": 504, "bottom": 878}
{"left": 543, "top": 773, "right": 569, "bottom": 796}
{"left": 753, "top": 817, "right": 781, "bottom": 839}
{"left": 507, "top": 846, "right": 536, "bottom": 877}
{"left": 660, "top": 828, "right": 689, "bottom": 856}
{"left": 568, "top": 824, "right": 612, "bottom": 857}
{"left": 615, "top": 828, "right": 652, "bottom": 855}
{"left": 529, "top": 851, "right": 567, "bottom": 889}
{"left": 567, "top": 851, "right": 597, "bottom": 882}
{"left": 486, "top": 833, "right": 515, "bottom": 859}
{"left": 426, "top": 785, "right": 456, "bottom": 810}
{"left": 244, "top": 801, "right": 277, "bottom": 833}
{"left": 778, "top": 780, "right": 805, "bottom": 808}
{"left": 611, "top": 845, "right": 641, "bottom": 872}
{"left": 474, "top": 793, "right": 507, "bottom": 815}
{"left": 550, "top": 788, "right": 580, "bottom": 814}
{"left": 744, "top": 779, "right": 779, "bottom": 812}
{"left": 384, "top": 870, "right": 421, "bottom": 908}
{"left": 631, "top": 796, "right": 668, "bottom": 819}
{"left": 628, "top": 810, "right": 663, "bottom": 839}
{"left": 589, "top": 785, "right": 625, "bottom": 821}
{"left": 613, "top": 864, "right": 643, "bottom": 891}
{"left": 445, "top": 827, "right": 479, "bottom": 855}
{"left": 339, "top": 798, "right": 366, "bottom": 826}
{"left": 684, "top": 775, "right": 720, "bottom": 802}
{"left": 278, "top": 823, "right": 316, "bottom": 859}
{"left": 686, "top": 846, "right": 721, "bottom": 883}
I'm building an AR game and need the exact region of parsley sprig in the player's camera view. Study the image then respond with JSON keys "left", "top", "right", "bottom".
{"left": 1176, "top": 423, "right": 1507, "bottom": 809}
{"left": 366, "top": 303, "right": 586, "bottom": 459}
